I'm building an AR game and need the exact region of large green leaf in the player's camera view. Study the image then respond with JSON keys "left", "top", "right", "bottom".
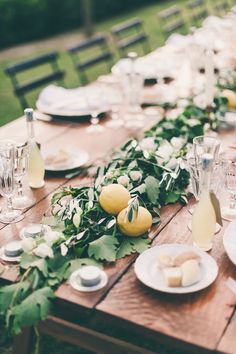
{"left": 11, "top": 287, "right": 55, "bottom": 334}
{"left": 88, "top": 235, "right": 119, "bottom": 262}
{"left": 117, "top": 237, "right": 150, "bottom": 259}
{"left": 145, "top": 176, "right": 160, "bottom": 204}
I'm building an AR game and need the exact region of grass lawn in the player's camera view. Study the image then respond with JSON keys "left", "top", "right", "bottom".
{"left": 0, "top": 0, "right": 223, "bottom": 126}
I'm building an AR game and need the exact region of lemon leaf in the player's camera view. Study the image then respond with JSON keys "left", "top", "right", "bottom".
{"left": 117, "top": 237, "right": 150, "bottom": 259}
{"left": 145, "top": 176, "right": 160, "bottom": 204}
{"left": 88, "top": 235, "right": 119, "bottom": 262}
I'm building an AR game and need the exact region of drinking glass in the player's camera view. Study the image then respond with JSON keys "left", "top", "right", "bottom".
{"left": 86, "top": 86, "right": 106, "bottom": 134}
{"left": 12, "top": 141, "right": 33, "bottom": 209}
{"left": 186, "top": 156, "right": 224, "bottom": 233}
{"left": 0, "top": 142, "right": 24, "bottom": 223}
{"left": 221, "top": 161, "right": 236, "bottom": 221}
{"left": 105, "top": 82, "right": 124, "bottom": 129}
{"left": 193, "top": 136, "right": 221, "bottom": 164}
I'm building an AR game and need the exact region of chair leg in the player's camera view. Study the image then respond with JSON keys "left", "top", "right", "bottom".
{"left": 13, "top": 327, "right": 33, "bottom": 354}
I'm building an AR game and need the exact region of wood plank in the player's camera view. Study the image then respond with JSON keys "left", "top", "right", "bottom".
{"left": 38, "top": 315, "right": 156, "bottom": 354}
{"left": 96, "top": 198, "right": 236, "bottom": 353}
{"left": 217, "top": 308, "right": 236, "bottom": 354}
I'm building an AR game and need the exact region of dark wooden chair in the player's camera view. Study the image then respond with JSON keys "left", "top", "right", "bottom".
{"left": 111, "top": 18, "right": 151, "bottom": 57}
{"left": 5, "top": 51, "right": 65, "bottom": 110}
{"left": 68, "top": 34, "right": 113, "bottom": 85}
{"left": 187, "top": 0, "right": 209, "bottom": 26}
{"left": 158, "top": 6, "right": 187, "bottom": 40}
{"left": 214, "top": 0, "right": 230, "bottom": 15}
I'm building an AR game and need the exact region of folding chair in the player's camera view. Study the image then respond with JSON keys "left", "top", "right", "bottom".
{"left": 5, "top": 52, "right": 65, "bottom": 110}
{"left": 68, "top": 34, "right": 113, "bottom": 85}
{"left": 111, "top": 18, "right": 151, "bottom": 57}
{"left": 187, "top": 0, "right": 209, "bottom": 26}
{"left": 158, "top": 6, "right": 187, "bottom": 39}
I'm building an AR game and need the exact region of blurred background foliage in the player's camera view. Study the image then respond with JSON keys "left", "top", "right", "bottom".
{"left": 0, "top": 0, "right": 159, "bottom": 48}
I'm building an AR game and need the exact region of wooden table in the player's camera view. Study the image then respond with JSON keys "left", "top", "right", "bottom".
{"left": 0, "top": 114, "right": 236, "bottom": 354}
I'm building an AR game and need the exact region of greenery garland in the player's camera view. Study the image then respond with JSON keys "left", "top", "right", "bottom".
{"left": 0, "top": 95, "right": 229, "bottom": 337}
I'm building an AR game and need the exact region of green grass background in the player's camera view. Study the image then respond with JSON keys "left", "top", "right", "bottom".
{"left": 0, "top": 0, "right": 226, "bottom": 126}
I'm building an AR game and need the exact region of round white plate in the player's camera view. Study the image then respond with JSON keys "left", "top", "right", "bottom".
{"left": 43, "top": 149, "right": 89, "bottom": 172}
{"left": 223, "top": 221, "right": 236, "bottom": 266}
{"left": 36, "top": 85, "right": 110, "bottom": 118}
{"left": 69, "top": 269, "right": 108, "bottom": 292}
{"left": 134, "top": 244, "right": 218, "bottom": 294}
{"left": 0, "top": 247, "right": 21, "bottom": 263}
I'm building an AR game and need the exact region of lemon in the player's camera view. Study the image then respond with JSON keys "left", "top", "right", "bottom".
{"left": 99, "top": 184, "right": 131, "bottom": 215}
{"left": 221, "top": 89, "right": 236, "bottom": 109}
{"left": 117, "top": 206, "right": 152, "bottom": 237}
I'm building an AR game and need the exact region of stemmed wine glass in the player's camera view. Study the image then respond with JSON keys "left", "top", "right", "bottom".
{"left": 0, "top": 141, "right": 24, "bottom": 223}
{"left": 105, "top": 83, "right": 124, "bottom": 129}
{"left": 12, "top": 140, "right": 33, "bottom": 209}
{"left": 221, "top": 161, "right": 236, "bottom": 221}
{"left": 86, "top": 86, "right": 106, "bottom": 134}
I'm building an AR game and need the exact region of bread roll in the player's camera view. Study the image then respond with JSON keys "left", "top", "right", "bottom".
{"left": 181, "top": 259, "right": 201, "bottom": 287}
{"left": 173, "top": 251, "right": 200, "bottom": 267}
{"left": 157, "top": 253, "right": 173, "bottom": 268}
{"left": 163, "top": 267, "right": 182, "bottom": 287}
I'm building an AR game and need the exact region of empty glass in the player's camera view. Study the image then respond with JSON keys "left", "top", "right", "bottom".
{"left": 86, "top": 86, "right": 106, "bottom": 134}
{"left": 12, "top": 141, "right": 33, "bottom": 209}
{"left": 193, "top": 136, "right": 221, "bottom": 164}
{"left": 0, "top": 141, "right": 24, "bottom": 223}
{"left": 221, "top": 161, "right": 236, "bottom": 221}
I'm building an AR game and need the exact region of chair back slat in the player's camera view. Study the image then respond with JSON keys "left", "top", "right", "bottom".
{"left": 68, "top": 34, "right": 113, "bottom": 85}
{"left": 14, "top": 71, "right": 64, "bottom": 96}
{"left": 159, "top": 6, "right": 181, "bottom": 20}
{"left": 117, "top": 33, "right": 148, "bottom": 50}
{"left": 112, "top": 18, "right": 142, "bottom": 34}
{"left": 76, "top": 52, "right": 112, "bottom": 71}
{"left": 5, "top": 52, "right": 59, "bottom": 75}
{"left": 5, "top": 51, "right": 65, "bottom": 110}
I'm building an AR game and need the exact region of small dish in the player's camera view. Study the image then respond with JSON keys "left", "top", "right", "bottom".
{"left": 69, "top": 268, "right": 108, "bottom": 292}
{"left": 134, "top": 244, "right": 218, "bottom": 294}
{"left": 0, "top": 246, "right": 21, "bottom": 263}
{"left": 20, "top": 224, "right": 51, "bottom": 240}
{"left": 223, "top": 221, "right": 236, "bottom": 266}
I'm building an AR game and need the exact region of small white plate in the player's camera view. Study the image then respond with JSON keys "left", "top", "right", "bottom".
{"left": 43, "top": 149, "right": 89, "bottom": 172}
{"left": 134, "top": 244, "right": 218, "bottom": 294}
{"left": 223, "top": 221, "right": 236, "bottom": 266}
{"left": 69, "top": 269, "right": 108, "bottom": 292}
{"left": 0, "top": 247, "right": 21, "bottom": 263}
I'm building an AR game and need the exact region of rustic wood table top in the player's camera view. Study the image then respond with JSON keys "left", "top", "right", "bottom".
{"left": 0, "top": 113, "right": 236, "bottom": 354}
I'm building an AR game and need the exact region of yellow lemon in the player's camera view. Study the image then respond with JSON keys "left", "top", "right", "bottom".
{"left": 99, "top": 184, "right": 131, "bottom": 215}
{"left": 221, "top": 89, "right": 236, "bottom": 109}
{"left": 117, "top": 206, "right": 152, "bottom": 237}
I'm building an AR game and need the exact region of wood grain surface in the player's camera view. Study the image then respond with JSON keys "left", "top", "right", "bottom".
{"left": 97, "top": 199, "right": 236, "bottom": 353}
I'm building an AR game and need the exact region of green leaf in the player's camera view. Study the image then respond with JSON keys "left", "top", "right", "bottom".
{"left": 88, "top": 235, "right": 119, "bottom": 262}
{"left": 164, "top": 191, "right": 180, "bottom": 204}
{"left": 11, "top": 287, "right": 55, "bottom": 334}
{"left": 117, "top": 237, "right": 150, "bottom": 259}
{"left": 20, "top": 254, "right": 48, "bottom": 277}
{"left": 0, "top": 282, "right": 30, "bottom": 314}
{"left": 145, "top": 176, "right": 160, "bottom": 204}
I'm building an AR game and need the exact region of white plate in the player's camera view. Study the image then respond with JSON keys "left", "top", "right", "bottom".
{"left": 0, "top": 247, "right": 21, "bottom": 263}
{"left": 43, "top": 149, "right": 89, "bottom": 172}
{"left": 36, "top": 85, "right": 110, "bottom": 118}
{"left": 69, "top": 269, "right": 108, "bottom": 292}
{"left": 134, "top": 244, "right": 218, "bottom": 294}
{"left": 223, "top": 221, "right": 236, "bottom": 266}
